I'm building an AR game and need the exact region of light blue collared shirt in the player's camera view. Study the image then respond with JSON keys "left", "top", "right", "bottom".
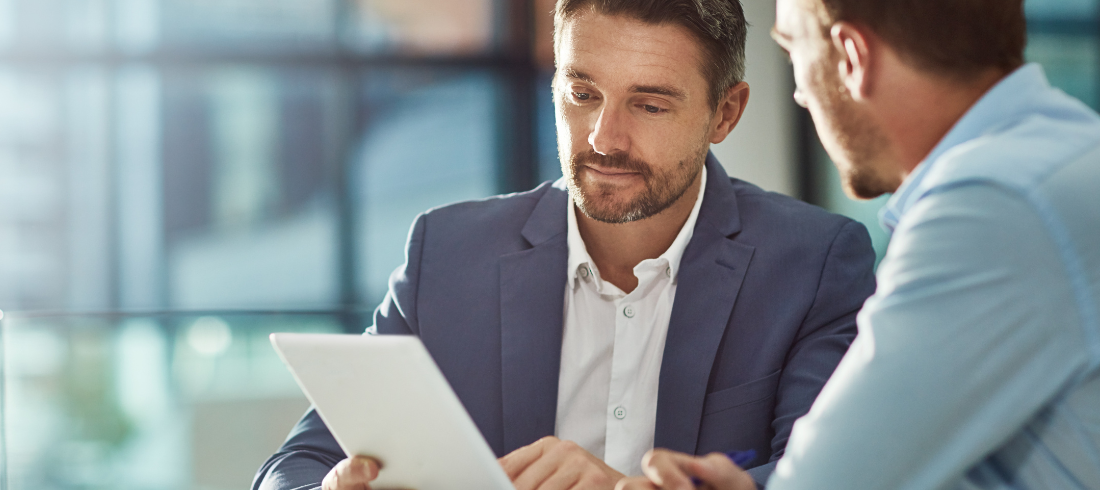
{"left": 768, "top": 64, "right": 1100, "bottom": 489}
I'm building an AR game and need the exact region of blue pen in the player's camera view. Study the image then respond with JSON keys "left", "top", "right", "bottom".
{"left": 690, "top": 449, "right": 756, "bottom": 487}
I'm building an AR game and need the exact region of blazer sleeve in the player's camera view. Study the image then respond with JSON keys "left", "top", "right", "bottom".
{"left": 747, "top": 220, "right": 876, "bottom": 486}
{"left": 251, "top": 215, "right": 428, "bottom": 490}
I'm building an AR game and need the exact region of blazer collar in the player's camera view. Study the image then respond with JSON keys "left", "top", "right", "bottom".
{"left": 696, "top": 151, "right": 742, "bottom": 238}
{"left": 521, "top": 179, "right": 569, "bottom": 246}
{"left": 656, "top": 153, "right": 754, "bottom": 453}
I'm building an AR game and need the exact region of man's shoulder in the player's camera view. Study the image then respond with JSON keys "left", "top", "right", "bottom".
{"left": 723, "top": 177, "right": 859, "bottom": 237}
{"left": 920, "top": 104, "right": 1100, "bottom": 200}
{"left": 415, "top": 180, "right": 565, "bottom": 244}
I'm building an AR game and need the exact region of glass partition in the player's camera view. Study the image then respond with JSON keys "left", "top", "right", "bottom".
{"left": 0, "top": 310, "right": 361, "bottom": 490}
{"left": 0, "top": 0, "right": 551, "bottom": 315}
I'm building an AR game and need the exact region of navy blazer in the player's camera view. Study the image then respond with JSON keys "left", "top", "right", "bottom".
{"left": 254, "top": 155, "right": 877, "bottom": 489}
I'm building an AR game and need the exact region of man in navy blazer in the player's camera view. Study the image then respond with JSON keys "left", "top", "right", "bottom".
{"left": 254, "top": 1, "right": 876, "bottom": 489}
{"left": 255, "top": 154, "right": 875, "bottom": 489}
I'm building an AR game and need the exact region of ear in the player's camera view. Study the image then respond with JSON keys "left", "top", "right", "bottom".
{"left": 830, "top": 22, "right": 873, "bottom": 100}
{"left": 709, "top": 81, "right": 751, "bottom": 144}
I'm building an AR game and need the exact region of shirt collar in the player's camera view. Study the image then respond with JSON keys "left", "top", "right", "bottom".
{"left": 566, "top": 166, "right": 707, "bottom": 291}
{"left": 880, "top": 63, "right": 1050, "bottom": 232}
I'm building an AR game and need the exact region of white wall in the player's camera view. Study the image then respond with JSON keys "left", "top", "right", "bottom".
{"left": 712, "top": 0, "right": 798, "bottom": 196}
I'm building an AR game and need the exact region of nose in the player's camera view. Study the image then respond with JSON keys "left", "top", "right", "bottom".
{"left": 588, "top": 105, "right": 631, "bottom": 155}
{"left": 793, "top": 86, "right": 809, "bottom": 108}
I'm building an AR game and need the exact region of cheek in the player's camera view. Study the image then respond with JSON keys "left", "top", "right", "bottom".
{"left": 807, "top": 105, "right": 852, "bottom": 166}
{"left": 652, "top": 117, "right": 703, "bottom": 153}
{"left": 791, "top": 61, "right": 814, "bottom": 104}
{"left": 556, "top": 104, "right": 595, "bottom": 150}
{"left": 795, "top": 60, "right": 836, "bottom": 122}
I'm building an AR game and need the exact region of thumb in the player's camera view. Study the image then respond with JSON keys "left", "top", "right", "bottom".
{"left": 354, "top": 456, "right": 382, "bottom": 480}
{"left": 324, "top": 456, "right": 383, "bottom": 490}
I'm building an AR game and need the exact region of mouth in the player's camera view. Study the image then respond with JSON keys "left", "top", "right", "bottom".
{"left": 584, "top": 164, "right": 640, "bottom": 177}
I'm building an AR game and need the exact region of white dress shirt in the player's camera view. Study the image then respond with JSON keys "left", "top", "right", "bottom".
{"left": 555, "top": 168, "right": 707, "bottom": 477}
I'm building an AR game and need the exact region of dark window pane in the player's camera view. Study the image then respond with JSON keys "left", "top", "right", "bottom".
{"left": 162, "top": 65, "right": 344, "bottom": 310}
{"left": 1027, "top": 34, "right": 1100, "bottom": 109}
{"left": 1026, "top": 0, "right": 1098, "bottom": 19}
{"left": 536, "top": 70, "right": 561, "bottom": 183}
{"left": 354, "top": 69, "right": 499, "bottom": 305}
{"left": 161, "top": 0, "right": 338, "bottom": 52}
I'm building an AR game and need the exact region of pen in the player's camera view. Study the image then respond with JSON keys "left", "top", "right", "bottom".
{"left": 690, "top": 449, "right": 756, "bottom": 487}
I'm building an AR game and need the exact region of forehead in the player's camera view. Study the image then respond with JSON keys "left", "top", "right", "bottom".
{"left": 774, "top": 0, "right": 824, "bottom": 40}
{"left": 557, "top": 11, "right": 708, "bottom": 92}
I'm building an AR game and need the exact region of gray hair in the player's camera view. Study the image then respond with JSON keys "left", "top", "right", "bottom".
{"left": 553, "top": 0, "right": 748, "bottom": 108}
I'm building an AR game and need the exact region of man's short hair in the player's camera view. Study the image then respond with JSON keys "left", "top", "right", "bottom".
{"left": 813, "top": 0, "right": 1026, "bottom": 77}
{"left": 553, "top": 0, "right": 748, "bottom": 108}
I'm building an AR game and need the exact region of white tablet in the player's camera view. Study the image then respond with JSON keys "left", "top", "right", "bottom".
{"left": 270, "top": 333, "right": 515, "bottom": 490}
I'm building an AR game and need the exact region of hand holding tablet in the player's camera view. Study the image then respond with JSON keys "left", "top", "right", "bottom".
{"left": 270, "top": 333, "right": 515, "bottom": 490}
{"left": 321, "top": 456, "right": 386, "bottom": 490}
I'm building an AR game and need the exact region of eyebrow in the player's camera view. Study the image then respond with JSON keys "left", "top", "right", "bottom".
{"left": 632, "top": 84, "right": 686, "bottom": 100}
{"left": 562, "top": 67, "right": 687, "bottom": 100}
{"left": 563, "top": 67, "right": 596, "bottom": 84}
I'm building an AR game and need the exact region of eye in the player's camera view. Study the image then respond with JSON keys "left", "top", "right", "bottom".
{"left": 642, "top": 104, "right": 663, "bottom": 114}
{"left": 572, "top": 91, "right": 591, "bottom": 101}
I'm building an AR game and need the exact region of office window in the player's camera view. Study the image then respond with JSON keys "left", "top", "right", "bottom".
{"left": 0, "top": 1, "right": 550, "bottom": 488}
{"left": 162, "top": 65, "right": 342, "bottom": 310}
{"left": 1026, "top": 0, "right": 1100, "bottom": 109}
{"left": 355, "top": 68, "right": 500, "bottom": 305}
{"left": 0, "top": 0, "right": 546, "bottom": 314}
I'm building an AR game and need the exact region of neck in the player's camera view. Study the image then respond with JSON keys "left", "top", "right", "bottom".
{"left": 576, "top": 171, "right": 702, "bottom": 294}
{"left": 878, "top": 60, "right": 1010, "bottom": 179}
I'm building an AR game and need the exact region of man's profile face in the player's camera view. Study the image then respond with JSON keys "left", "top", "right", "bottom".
{"left": 554, "top": 10, "right": 717, "bottom": 223}
{"left": 773, "top": 0, "right": 897, "bottom": 199}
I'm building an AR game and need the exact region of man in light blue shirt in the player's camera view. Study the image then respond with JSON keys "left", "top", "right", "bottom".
{"left": 617, "top": 0, "right": 1100, "bottom": 489}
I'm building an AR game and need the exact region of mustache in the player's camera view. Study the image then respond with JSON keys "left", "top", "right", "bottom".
{"left": 570, "top": 151, "right": 654, "bottom": 179}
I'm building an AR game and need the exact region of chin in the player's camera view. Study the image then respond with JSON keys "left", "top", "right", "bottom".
{"left": 839, "top": 162, "right": 897, "bottom": 200}
{"left": 577, "top": 195, "right": 638, "bottom": 222}
{"left": 569, "top": 183, "right": 645, "bottom": 223}
{"left": 840, "top": 179, "right": 882, "bottom": 201}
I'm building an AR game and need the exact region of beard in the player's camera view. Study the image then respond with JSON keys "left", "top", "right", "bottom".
{"left": 809, "top": 56, "right": 899, "bottom": 199}
{"left": 565, "top": 147, "right": 706, "bottom": 224}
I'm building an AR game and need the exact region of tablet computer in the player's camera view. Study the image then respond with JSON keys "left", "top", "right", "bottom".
{"left": 270, "top": 333, "right": 515, "bottom": 490}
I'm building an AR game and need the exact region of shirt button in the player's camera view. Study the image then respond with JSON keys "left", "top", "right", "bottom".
{"left": 580, "top": 266, "right": 590, "bottom": 278}
{"left": 623, "top": 305, "right": 635, "bottom": 318}
{"left": 665, "top": 266, "right": 671, "bottom": 278}
{"left": 613, "top": 406, "right": 627, "bottom": 420}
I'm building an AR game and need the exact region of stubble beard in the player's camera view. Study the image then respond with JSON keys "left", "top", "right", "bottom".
{"left": 811, "top": 56, "right": 899, "bottom": 199}
{"left": 565, "top": 146, "right": 706, "bottom": 224}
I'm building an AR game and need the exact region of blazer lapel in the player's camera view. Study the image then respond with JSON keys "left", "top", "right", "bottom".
{"left": 655, "top": 156, "right": 756, "bottom": 453}
{"left": 500, "top": 182, "right": 569, "bottom": 453}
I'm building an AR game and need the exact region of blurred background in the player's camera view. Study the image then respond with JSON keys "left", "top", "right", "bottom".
{"left": 0, "top": 0, "right": 1095, "bottom": 488}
